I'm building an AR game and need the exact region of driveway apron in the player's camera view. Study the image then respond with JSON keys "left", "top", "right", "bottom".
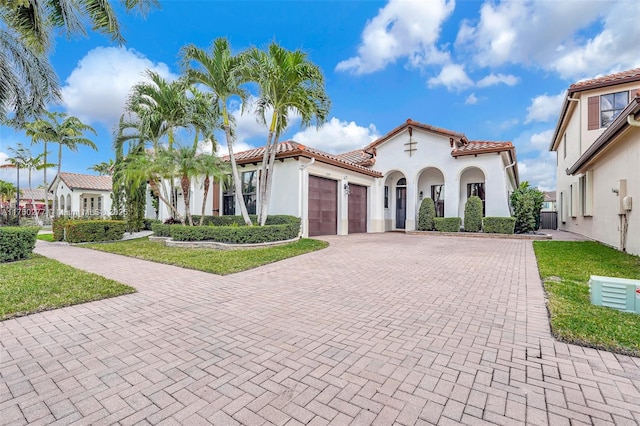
{"left": 1, "top": 234, "right": 639, "bottom": 425}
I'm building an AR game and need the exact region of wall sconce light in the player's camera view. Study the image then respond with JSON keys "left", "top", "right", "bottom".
{"left": 612, "top": 188, "right": 619, "bottom": 194}
{"left": 419, "top": 190, "right": 423, "bottom": 200}
{"left": 344, "top": 183, "right": 350, "bottom": 196}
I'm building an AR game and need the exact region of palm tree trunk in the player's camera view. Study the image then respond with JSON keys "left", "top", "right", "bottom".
{"left": 258, "top": 117, "right": 276, "bottom": 225}
{"left": 150, "top": 179, "right": 183, "bottom": 223}
{"left": 260, "top": 132, "right": 281, "bottom": 226}
{"left": 28, "top": 168, "right": 40, "bottom": 224}
{"left": 53, "top": 143, "right": 62, "bottom": 217}
{"left": 224, "top": 124, "right": 252, "bottom": 226}
{"left": 181, "top": 175, "right": 192, "bottom": 226}
{"left": 200, "top": 174, "right": 210, "bottom": 226}
{"left": 43, "top": 141, "right": 50, "bottom": 220}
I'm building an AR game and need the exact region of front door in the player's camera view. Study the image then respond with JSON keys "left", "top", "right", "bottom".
{"left": 396, "top": 187, "right": 406, "bottom": 229}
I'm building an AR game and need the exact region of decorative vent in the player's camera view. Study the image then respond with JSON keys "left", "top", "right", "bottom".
{"left": 589, "top": 275, "right": 640, "bottom": 314}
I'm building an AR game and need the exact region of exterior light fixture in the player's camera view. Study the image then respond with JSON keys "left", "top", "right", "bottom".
{"left": 344, "top": 183, "right": 350, "bottom": 195}
{"left": 419, "top": 190, "right": 423, "bottom": 200}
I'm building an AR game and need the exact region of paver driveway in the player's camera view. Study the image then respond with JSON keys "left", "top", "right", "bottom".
{"left": 1, "top": 234, "right": 639, "bottom": 425}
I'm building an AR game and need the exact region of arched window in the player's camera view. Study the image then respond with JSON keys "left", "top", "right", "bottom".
{"left": 397, "top": 178, "right": 406, "bottom": 186}
{"left": 60, "top": 195, "right": 65, "bottom": 212}
{"left": 66, "top": 195, "right": 71, "bottom": 212}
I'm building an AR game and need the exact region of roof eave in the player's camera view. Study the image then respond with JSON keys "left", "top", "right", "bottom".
{"left": 451, "top": 146, "right": 513, "bottom": 158}
{"left": 567, "top": 96, "right": 640, "bottom": 175}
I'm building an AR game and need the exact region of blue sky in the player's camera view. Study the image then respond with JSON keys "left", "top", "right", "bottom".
{"left": 2, "top": 0, "right": 640, "bottom": 191}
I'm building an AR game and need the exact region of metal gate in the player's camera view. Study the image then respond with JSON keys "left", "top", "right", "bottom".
{"left": 539, "top": 211, "right": 558, "bottom": 230}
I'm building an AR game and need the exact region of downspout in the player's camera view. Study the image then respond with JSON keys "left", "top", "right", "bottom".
{"left": 504, "top": 159, "right": 516, "bottom": 215}
{"left": 567, "top": 97, "right": 580, "bottom": 154}
{"left": 620, "top": 114, "right": 639, "bottom": 250}
{"left": 298, "top": 158, "right": 315, "bottom": 237}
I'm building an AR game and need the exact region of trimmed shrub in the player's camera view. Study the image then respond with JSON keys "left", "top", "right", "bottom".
{"left": 483, "top": 217, "right": 516, "bottom": 234}
{"left": 0, "top": 227, "right": 39, "bottom": 262}
{"left": 511, "top": 182, "right": 545, "bottom": 233}
{"left": 143, "top": 218, "right": 161, "bottom": 231}
{"left": 151, "top": 223, "right": 173, "bottom": 237}
{"left": 170, "top": 216, "right": 301, "bottom": 244}
{"left": 464, "top": 196, "right": 483, "bottom": 232}
{"left": 434, "top": 217, "right": 461, "bottom": 232}
{"left": 191, "top": 215, "right": 295, "bottom": 226}
{"left": 52, "top": 217, "right": 71, "bottom": 241}
{"left": 417, "top": 198, "right": 436, "bottom": 231}
{"left": 64, "top": 220, "right": 126, "bottom": 243}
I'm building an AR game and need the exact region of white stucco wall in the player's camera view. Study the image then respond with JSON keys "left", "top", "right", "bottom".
{"left": 52, "top": 179, "right": 111, "bottom": 218}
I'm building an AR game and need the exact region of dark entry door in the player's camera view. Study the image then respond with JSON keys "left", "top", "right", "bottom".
{"left": 396, "top": 187, "right": 406, "bottom": 229}
{"left": 308, "top": 176, "right": 337, "bottom": 236}
{"left": 348, "top": 184, "right": 367, "bottom": 233}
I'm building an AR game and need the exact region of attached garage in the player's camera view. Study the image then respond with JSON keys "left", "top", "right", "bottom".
{"left": 348, "top": 184, "right": 367, "bottom": 233}
{"left": 308, "top": 176, "right": 337, "bottom": 236}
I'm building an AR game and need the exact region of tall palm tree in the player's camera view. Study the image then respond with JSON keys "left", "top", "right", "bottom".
{"left": 1, "top": 0, "right": 159, "bottom": 123}
{"left": 181, "top": 37, "right": 253, "bottom": 226}
{"left": 88, "top": 159, "right": 115, "bottom": 176}
{"left": 26, "top": 112, "right": 97, "bottom": 216}
{"left": 0, "top": 143, "right": 30, "bottom": 221}
{"left": 0, "top": 180, "right": 16, "bottom": 205}
{"left": 22, "top": 150, "right": 54, "bottom": 224}
{"left": 246, "top": 43, "right": 330, "bottom": 225}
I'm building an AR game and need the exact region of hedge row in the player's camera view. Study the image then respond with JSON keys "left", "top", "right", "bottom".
{"left": 482, "top": 217, "right": 516, "bottom": 234}
{"left": 154, "top": 215, "right": 301, "bottom": 244}
{"left": 0, "top": 227, "right": 39, "bottom": 262}
{"left": 53, "top": 219, "right": 126, "bottom": 243}
{"left": 434, "top": 217, "right": 461, "bottom": 232}
{"left": 190, "top": 215, "right": 294, "bottom": 226}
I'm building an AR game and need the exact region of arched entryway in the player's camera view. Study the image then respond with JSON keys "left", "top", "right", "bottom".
{"left": 384, "top": 171, "right": 407, "bottom": 230}
{"left": 459, "top": 167, "right": 486, "bottom": 219}
{"left": 417, "top": 167, "right": 445, "bottom": 217}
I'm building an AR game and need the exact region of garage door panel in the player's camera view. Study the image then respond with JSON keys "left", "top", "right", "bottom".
{"left": 348, "top": 184, "right": 367, "bottom": 234}
{"left": 308, "top": 176, "right": 337, "bottom": 237}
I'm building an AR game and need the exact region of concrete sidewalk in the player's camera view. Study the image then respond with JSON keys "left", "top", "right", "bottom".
{"left": 1, "top": 234, "right": 638, "bottom": 425}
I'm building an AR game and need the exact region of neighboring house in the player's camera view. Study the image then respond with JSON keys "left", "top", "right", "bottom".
{"left": 17, "top": 188, "right": 51, "bottom": 215}
{"left": 550, "top": 68, "right": 640, "bottom": 255}
{"left": 164, "top": 119, "right": 519, "bottom": 237}
{"left": 541, "top": 191, "right": 557, "bottom": 212}
{"left": 49, "top": 172, "right": 113, "bottom": 217}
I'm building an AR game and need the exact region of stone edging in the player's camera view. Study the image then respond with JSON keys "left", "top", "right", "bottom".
{"left": 149, "top": 236, "right": 301, "bottom": 250}
{"left": 406, "top": 230, "right": 552, "bottom": 240}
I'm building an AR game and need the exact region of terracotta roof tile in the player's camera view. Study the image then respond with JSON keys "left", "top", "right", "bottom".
{"left": 19, "top": 188, "right": 49, "bottom": 201}
{"left": 365, "top": 118, "right": 466, "bottom": 151}
{"left": 569, "top": 67, "right": 640, "bottom": 92}
{"left": 452, "top": 140, "right": 514, "bottom": 157}
{"left": 335, "top": 149, "right": 376, "bottom": 167}
{"left": 227, "top": 141, "right": 382, "bottom": 177}
{"left": 56, "top": 172, "right": 112, "bottom": 191}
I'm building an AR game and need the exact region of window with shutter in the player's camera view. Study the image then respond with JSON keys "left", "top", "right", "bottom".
{"left": 587, "top": 96, "right": 599, "bottom": 130}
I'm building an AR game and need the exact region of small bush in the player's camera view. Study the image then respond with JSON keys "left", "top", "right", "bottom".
{"left": 52, "top": 217, "right": 71, "bottom": 241}
{"left": 170, "top": 216, "right": 301, "bottom": 244}
{"left": 151, "top": 223, "right": 173, "bottom": 237}
{"left": 483, "top": 217, "right": 516, "bottom": 234}
{"left": 64, "top": 220, "right": 126, "bottom": 243}
{"left": 0, "top": 227, "right": 39, "bottom": 262}
{"left": 434, "top": 217, "right": 461, "bottom": 232}
{"left": 511, "top": 182, "right": 545, "bottom": 233}
{"left": 191, "top": 215, "right": 294, "bottom": 226}
{"left": 464, "top": 196, "right": 483, "bottom": 232}
{"left": 417, "top": 198, "right": 436, "bottom": 231}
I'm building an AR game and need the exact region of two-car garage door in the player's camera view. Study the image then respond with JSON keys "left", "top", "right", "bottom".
{"left": 308, "top": 176, "right": 367, "bottom": 236}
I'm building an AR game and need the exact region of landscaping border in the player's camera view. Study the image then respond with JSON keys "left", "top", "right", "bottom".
{"left": 150, "top": 236, "right": 301, "bottom": 250}
{"left": 407, "top": 230, "right": 551, "bottom": 240}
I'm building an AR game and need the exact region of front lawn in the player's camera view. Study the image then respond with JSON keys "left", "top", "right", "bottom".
{"left": 84, "top": 237, "right": 328, "bottom": 275}
{"left": 533, "top": 241, "right": 640, "bottom": 356}
{"left": 36, "top": 233, "right": 55, "bottom": 242}
{"left": 1, "top": 255, "right": 135, "bottom": 321}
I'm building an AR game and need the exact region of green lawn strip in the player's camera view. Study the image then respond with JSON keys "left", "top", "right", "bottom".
{"left": 83, "top": 238, "right": 328, "bottom": 275}
{"left": 1, "top": 255, "right": 135, "bottom": 321}
{"left": 533, "top": 241, "right": 640, "bottom": 356}
{"left": 36, "top": 233, "right": 55, "bottom": 242}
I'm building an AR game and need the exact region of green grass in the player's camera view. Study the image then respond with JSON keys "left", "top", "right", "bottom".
{"left": 36, "top": 233, "right": 55, "bottom": 242}
{"left": 1, "top": 255, "right": 135, "bottom": 321}
{"left": 84, "top": 237, "right": 328, "bottom": 275}
{"left": 533, "top": 241, "right": 640, "bottom": 356}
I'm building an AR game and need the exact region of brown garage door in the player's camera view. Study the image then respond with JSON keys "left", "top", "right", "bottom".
{"left": 348, "top": 184, "right": 367, "bottom": 233}
{"left": 308, "top": 176, "right": 337, "bottom": 237}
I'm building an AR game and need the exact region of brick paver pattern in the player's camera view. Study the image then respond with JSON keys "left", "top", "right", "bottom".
{"left": 1, "top": 234, "right": 639, "bottom": 425}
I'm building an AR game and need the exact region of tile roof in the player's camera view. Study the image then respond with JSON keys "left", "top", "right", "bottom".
{"left": 228, "top": 141, "right": 383, "bottom": 177}
{"left": 544, "top": 191, "right": 556, "bottom": 202}
{"left": 19, "top": 188, "right": 49, "bottom": 201}
{"left": 365, "top": 118, "right": 466, "bottom": 151}
{"left": 451, "top": 141, "right": 514, "bottom": 157}
{"left": 569, "top": 67, "right": 640, "bottom": 92}
{"left": 335, "top": 149, "right": 376, "bottom": 167}
{"left": 55, "top": 172, "right": 112, "bottom": 191}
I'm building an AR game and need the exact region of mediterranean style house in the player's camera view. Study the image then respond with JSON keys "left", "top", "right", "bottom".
{"left": 49, "top": 172, "right": 113, "bottom": 217}
{"left": 162, "top": 119, "right": 519, "bottom": 237}
{"left": 550, "top": 68, "right": 640, "bottom": 255}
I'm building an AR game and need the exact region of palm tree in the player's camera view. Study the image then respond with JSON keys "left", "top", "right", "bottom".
{"left": 1, "top": 0, "right": 159, "bottom": 123}
{"left": 26, "top": 112, "right": 97, "bottom": 216}
{"left": 0, "top": 143, "right": 30, "bottom": 221}
{"left": 22, "top": 150, "right": 54, "bottom": 224}
{"left": 181, "top": 37, "right": 253, "bottom": 226}
{"left": 0, "top": 180, "right": 17, "bottom": 224}
{"left": 246, "top": 43, "right": 330, "bottom": 225}
{"left": 88, "top": 159, "right": 115, "bottom": 176}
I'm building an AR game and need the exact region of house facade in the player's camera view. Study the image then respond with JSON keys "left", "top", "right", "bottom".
{"left": 163, "top": 119, "right": 519, "bottom": 237}
{"left": 550, "top": 68, "right": 640, "bottom": 255}
{"left": 49, "top": 172, "right": 113, "bottom": 217}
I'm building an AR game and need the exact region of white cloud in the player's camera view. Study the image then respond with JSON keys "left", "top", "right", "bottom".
{"left": 455, "top": 1, "right": 640, "bottom": 79}
{"left": 518, "top": 152, "right": 557, "bottom": 191}
{"left": 476, "top": 73, "right": 519, "bottom": 88}
{"left": 465, "top": 93, "right": 478, "bottom": 105}
{"left": 525, "top": 91, "right": 566, "bottom": 124}
{"left": 336, "top": 0, "right": 454, "bottom": 74}
{"left": 529, "top": 129, "right": 555, "bottom": 152}
{"left": 61, "top": 47, "right": 177, "bottom": 127}
{"left": 292, "top": 118, "right": 380, "bottom": 153}
{"left": 427, "top": 64, "right": 474, "bottom": 91}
